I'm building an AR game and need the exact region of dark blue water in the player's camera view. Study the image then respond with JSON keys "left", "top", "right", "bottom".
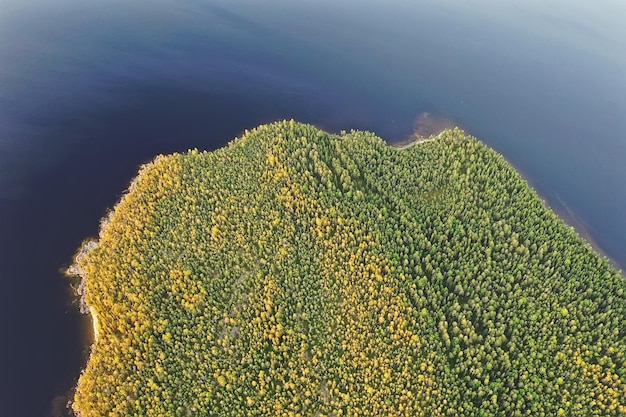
{"left": 1, "top": 1, "right": 625, "bottom": 415}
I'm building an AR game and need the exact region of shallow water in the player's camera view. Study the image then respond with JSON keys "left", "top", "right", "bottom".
{"left": 1, "top": 1, "right": 625, "bottom": 415}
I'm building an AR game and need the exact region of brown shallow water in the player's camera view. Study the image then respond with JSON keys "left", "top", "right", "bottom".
{"left": 391, "top": 112, "right": 460, "bottom": 148}
{"left": 412, "top": 112, "right": 458, "bottom": 139}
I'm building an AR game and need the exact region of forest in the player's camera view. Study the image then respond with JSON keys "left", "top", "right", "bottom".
{"left": 71, "top": 120, "right": 626, "bottom": 416}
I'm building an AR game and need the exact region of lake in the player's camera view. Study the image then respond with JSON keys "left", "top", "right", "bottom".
{"left": 1, "top": 0, "right": 625, "bottom": 415}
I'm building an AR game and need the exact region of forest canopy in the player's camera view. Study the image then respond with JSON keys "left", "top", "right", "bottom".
{"left": 71, "top": 121, "right": 626, "bottom": 416}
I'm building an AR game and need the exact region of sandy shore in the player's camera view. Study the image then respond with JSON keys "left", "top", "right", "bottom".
{"left": 88, "top": 306, "right": 99, "bottom": 342}
{"left": 67, "top": 239, "right": 100, "bottom": 345}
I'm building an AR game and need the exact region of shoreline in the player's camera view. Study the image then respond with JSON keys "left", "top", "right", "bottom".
{"left": 66, "top": 241, "right": 99, "bottom": 417}
{"left": 390, "top": 132, "right": 442, "bottom": 150}
{"left": 68, "top": 158, "right": 161, "bottom": 339}
{"left": 66, "top": 158, "right": 163, "bottom": 416}
{"left": 67, "top": 240, "right": 100, "bottom": 344}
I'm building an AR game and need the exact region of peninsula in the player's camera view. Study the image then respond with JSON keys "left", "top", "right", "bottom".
{"left": 71, "top": 121, "right": 626, "bottom": 416}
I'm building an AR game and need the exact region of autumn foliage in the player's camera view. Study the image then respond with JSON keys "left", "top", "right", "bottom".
{"left": 72, "top": 121, "right": 626, "bottom": 416}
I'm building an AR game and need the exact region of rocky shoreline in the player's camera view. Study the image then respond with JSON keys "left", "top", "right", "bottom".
{"left": 67, "top": 240, "right": 97, "bottom": 315}
{"left": 66, "top": 159, "right": 162, "bottom": 416}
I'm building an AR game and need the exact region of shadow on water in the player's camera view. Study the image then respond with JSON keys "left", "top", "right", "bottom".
{"left": 530, "top": 188, "right": 624, "bottom": 272}
{"left": 46, "top": 272, "right": 94, "bottom": 417}
{"left": 49, "top": 394, "right": 75, "bottom": 417}
{"left": 389, "top": 112, "right": 623, "bottom": 272}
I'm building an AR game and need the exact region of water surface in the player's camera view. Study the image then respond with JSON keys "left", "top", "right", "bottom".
{"left": 1, "top": 1, "right": 625, "bottom": 415}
